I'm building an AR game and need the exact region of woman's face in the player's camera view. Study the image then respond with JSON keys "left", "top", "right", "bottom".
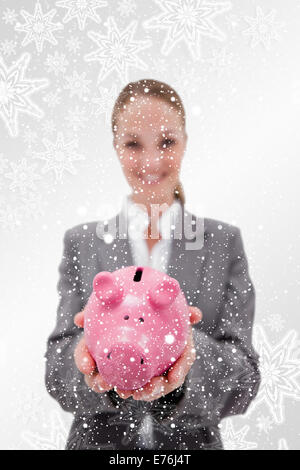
{"left": 113, "top": 95, "right": 187, "bottom": 204}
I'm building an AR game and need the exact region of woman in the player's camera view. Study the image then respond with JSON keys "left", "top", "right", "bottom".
{"left": 45, "top": 79, "right": 261, "bottom": 450}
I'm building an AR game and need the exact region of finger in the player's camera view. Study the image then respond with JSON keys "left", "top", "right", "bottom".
{"left": 142, "top": 377, "right": 168, "bottom": 401}
{"left": 74, "top": 337, "right": 96, "bottom": 375}
{"left": 93, "top": 374, "right": 112, "bottom": 392}
{"left": 132, "top": 376, "right": 158, "bottom": 399}
{"left": 167, "top": 332, "right": 195, "bottom": 385}
{"left": 74, "top": 310, "right": 84, "bottom": 328}
{"left": 115, "top": 388, "right": 134, "bottom": 399}
{"left": 189, "top": 306, "right": 202, "bottom": 324}
{"left": 84, "top": 373, "right": 98, "bottom": 391}
{"left": 132, "top": 376, "right": 167, "bottom": 401}
{"left": 84, "top": 373, "right": 112, "bottom": 393}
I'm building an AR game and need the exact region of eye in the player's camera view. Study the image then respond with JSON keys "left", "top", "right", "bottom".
{"left": 162, "top": 138, "right": 175, "bottom": 148}
{"left": 125, "top": 141, "right": 139, "bottom": 148}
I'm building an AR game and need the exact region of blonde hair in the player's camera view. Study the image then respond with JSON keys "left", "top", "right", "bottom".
{"left": 111, "top": 78, "right": 186, "bottom": 206}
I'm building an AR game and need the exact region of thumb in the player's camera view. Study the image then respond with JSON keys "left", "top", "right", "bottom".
{"left": 74, "top": 310, "right": 84, "bottom": 328}
{"left": 189, "top": 306, "right": 202, "bottom": 324}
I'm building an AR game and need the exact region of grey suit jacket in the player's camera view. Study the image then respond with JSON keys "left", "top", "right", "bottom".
{"left": 44, "top": 206, "right": 261, "bottom": 450}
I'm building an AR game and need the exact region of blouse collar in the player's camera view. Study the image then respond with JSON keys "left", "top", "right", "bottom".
{"left": 120, "top": 194, "right": 182, "bottom": 240}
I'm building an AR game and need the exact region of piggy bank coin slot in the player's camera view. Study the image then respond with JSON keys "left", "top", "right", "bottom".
{"left": 133, "top": 267, "right": 143, "bottom": 282}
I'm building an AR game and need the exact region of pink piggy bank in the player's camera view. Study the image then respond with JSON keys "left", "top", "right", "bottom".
{"left": 84, "top": 265, "right": 190, "bottom": 390}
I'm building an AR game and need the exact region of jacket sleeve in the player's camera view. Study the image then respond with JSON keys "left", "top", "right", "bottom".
{"left": 44, "top": 229, "right": 120, "bottom": 417}
{"left": 156, "top": 227, "right": 261, "bottom": 427}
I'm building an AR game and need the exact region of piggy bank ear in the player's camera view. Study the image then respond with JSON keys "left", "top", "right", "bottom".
{"left": 93, "top": 272, "right": 124, "bottom": 306}
{"left": 149, "top": 278, "right": 180, "bottom": 309}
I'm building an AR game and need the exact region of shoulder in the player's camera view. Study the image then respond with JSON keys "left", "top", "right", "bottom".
{"left": 186, "top": 206, "right": 240, "bottom": 239}
{"left": 201, "top": 216, "right": 246, "bottom": 257}
{"left": 203, "top": 216, "right": 240, "bottom": 238}
{"left": 186, "top": 209, "right": 242, "bottom": 252}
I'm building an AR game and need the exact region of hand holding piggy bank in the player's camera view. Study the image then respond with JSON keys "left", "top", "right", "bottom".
{"left": 84, "top": 266, "right": 190, "bottom": 391}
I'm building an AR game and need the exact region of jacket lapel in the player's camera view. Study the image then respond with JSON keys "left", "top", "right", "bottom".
{"left": 95, "top": 206, "right": 208, "bottom": 292}
{"left": 165, "top": 207, "right": 208, "bottom": 300}
{"left": 95, "top": 209, "right": 134, "bottom": 272}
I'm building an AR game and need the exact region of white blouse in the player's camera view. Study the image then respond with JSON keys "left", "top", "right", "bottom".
{"left": 119, "top": 193, "right": 183, "bottom": 448}
{"left": 120, "top": 193, "right": 182, "bottom": 273}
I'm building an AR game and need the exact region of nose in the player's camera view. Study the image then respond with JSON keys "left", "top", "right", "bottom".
{"left": 100, "top": 343, "right": 152, "bottom": 390}
{"left": 139, "top": 154, "right": 163, "bottom": 173}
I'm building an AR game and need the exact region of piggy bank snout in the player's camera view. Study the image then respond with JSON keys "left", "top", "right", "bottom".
{"left": 99, "top": 343, "right": 153, "bottom": 390}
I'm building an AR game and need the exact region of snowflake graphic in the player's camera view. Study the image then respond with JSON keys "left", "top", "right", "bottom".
{"left": 248, "top": 325, "right": 300, "bottom": 424}
{"left": 43, "top": 90, "right": 61, "bottom": 108}
{"left": 256, "top": 415, "right": 273, "bottom": 434}
{"left": 142, "top": 0, "right": 232, "bottom": 61}
{"left": 107, "top": 395, "right": 183, "bottom": 447}
{"left": 22, "top": 410, "right": 68, "bottom": 450}
{"left": 221, "top": 419, "right": 257, "bottom": 450}
{"left": 243, "top": 6, "right": 285, "bottom": 51}
{"left": 33, "top": 132, "right": 84, "bottom": 183}
{"left": 56, "top": 0, "right": 107, "bottom": 31}
{"left": 178, "top": 412, "right": 216, "bottom": 439}
{"left": 14, "top": 389, "right": 44, "bottom": 426}
{"left": 107, "top": 399, "right": 156, "bottom": 447}
{"left": 0, "top": 153, "right": 9, "bottom": 175}
{"left": 0, "top": 39, "right": 17, "bottom": 57}
{"left": 21, "top": 190, "right": 45, "bottom": 220}
{"left": 66, "top": 35, "right": 81, "bottom": 54}
{"left": 23, "top": 128, "right": 38, "bottom": 146}
{"left": 136, "top": 413, "right": 155, "bottom": 449}
{"left": 0, "top": 176, "right": 45, "bottom": 230}
{"left": 0, "top": 202, "right": 22, "bottom": 230}
{"left": 41, "top": 119, "right": 56, "bottom": 135}
{"left": 84, "top": 16, "right": 152, "bottom": 84}
{"left": 264, "top": 313, "right": 286, "bottom": 333}
{"left": 65, "top": 104, "right": 89, "bottom": 132}
{"left": 2, "top": 8, "right": 18, "bottom": 25}
{"left": 45, "top": 51, "right": 69, "bottom": 77}
{"left": 205, "top": 45, "right": 234, "bottom": 76}
{"left": 91, "top": 83, "right": 118, "bottom": 125}
{"left": 64, "top": 71, "right": 91, "bottom": 99}
{"left": 0, "top": 52, "right": 49, "bottom": 137}
{"left": 5, "top": 158, "right": 40, "bottom": 194}
{"left": 225, "top": 12, "right": 241, "bottom": 32}
{"left": 107, "top": 384, "right": 189, "bottom": 447}
{"left": 278, "top": 438, "right": 289, "bottom": 450}
{"left": 117, "top": 0, "right": 137, "bottom": 18}
{"left": 66, "top": 415, "right": 117, "bottom": 450}
{"left": 15, "top": 1, "right": 63, "bottom": 54}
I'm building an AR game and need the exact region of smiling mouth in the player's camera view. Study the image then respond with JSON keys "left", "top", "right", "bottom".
{"left": 137, "top": 172, "right": 168, "bottom": 184}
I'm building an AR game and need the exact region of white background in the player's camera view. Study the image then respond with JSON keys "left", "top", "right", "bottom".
{"left": 0, "top": 0, "right": 299, "bottom": 449}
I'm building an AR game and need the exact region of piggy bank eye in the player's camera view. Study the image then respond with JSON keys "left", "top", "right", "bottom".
{"left": 138, "top": 317, "right": 144, "bottom": 323}
{"left": 124, "top": 315, "right": 129, "bottom": 320}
